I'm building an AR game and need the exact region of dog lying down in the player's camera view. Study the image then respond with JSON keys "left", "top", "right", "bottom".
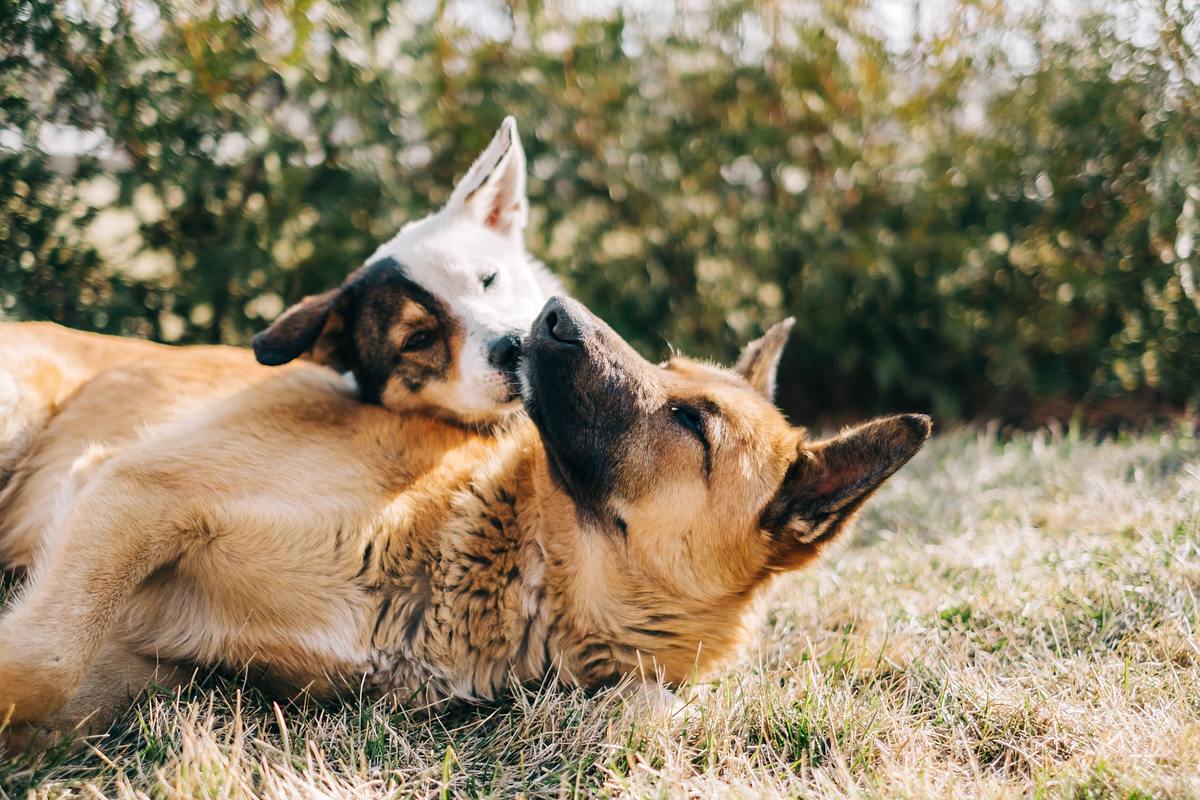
{"left": 0, "top": 115, "right": 555, "bottom": 570}
{"left": 0, "top": 292, "right": 930, "bottom": 739}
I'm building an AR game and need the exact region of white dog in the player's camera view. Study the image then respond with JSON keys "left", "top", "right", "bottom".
{"left": 0, "top": 117, "right": 558, "bottom": 569}
{"left": 251, "top": 115, "right": 561, "bottom": 421}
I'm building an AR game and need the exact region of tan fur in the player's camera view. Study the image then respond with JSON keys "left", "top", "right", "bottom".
{"left": 0, "top": 301, "right": 930, "bottom": 736}
{"left": 0, "top": 322, "right": 168, "bottom": 490}
{"left": 0, "top": 324, "right": 293, "bottom": 567}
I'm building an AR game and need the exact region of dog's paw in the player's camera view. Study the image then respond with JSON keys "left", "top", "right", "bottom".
{"left": 0, "top": 645, "right": 76, "bottom": 725}
{"left": 618, "top": 679, "right": 689, "bottom": 719}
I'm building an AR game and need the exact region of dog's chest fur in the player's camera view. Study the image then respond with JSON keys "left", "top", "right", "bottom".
{"left": 356, "top": 440, "right": 556, "bottom": 702}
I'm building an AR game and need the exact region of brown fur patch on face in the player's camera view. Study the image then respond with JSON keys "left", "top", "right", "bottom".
{"left": 253, "top": 257, "right": 466, "bottom": 415}
{"left": 340, "top": 258, "right": 463, "bottom": 411}
{"left": 375, "top": 299, "right": 462, "bottom": 409}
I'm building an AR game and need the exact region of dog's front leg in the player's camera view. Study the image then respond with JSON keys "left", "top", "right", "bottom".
{"left": 1, "top": 634, "right": 193, "bottom": 753}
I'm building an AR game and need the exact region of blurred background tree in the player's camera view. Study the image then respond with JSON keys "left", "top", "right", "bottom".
{"left": 1, "top": 0, "right": 1197, "bottom": 426}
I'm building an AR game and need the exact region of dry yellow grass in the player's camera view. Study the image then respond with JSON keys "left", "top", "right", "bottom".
{"left": 2, "top": 425, "right": 1198, "bottom": 799}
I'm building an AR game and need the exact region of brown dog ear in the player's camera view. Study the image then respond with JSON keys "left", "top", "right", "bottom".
{"left": 252, "top": 288, "right": 349, "bottom": 370}
{"left": 761, "top": 414, "right": 931, "bottom": 568}
{"left": 734, "top": 317, "right": 795, "bottom": 400}
{"left": 729, "top": 316, "right": 796, "bottom": 400}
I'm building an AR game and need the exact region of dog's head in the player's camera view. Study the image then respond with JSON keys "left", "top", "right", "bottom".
{"left": 253, "top": 117, "right": 557, "bottom": 423}
{"left": 523, "top": 297, "right": 930, "bottom": 676}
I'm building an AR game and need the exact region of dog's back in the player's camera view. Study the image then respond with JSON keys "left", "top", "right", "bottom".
{"left": 0, "top": 326, "right": 287, "bottom": 566}
{"left": 0, "top": 322, "right": 169, "bottom": 489}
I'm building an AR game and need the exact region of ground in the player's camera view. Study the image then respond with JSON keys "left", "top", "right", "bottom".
{"left": 1, "top": 426, "right": 1198, "bottom": 799}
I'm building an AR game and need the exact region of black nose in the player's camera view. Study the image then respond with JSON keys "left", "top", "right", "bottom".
{"left": 540, "top": 297, "right": 582, "bottom": 345}
{"left": 487, "top": 332, "right": 523, "bottom": 373}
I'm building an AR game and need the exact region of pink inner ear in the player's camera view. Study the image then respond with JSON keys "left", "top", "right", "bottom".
{"left": 485, "top": 204, "right": 502, "bottom": 228}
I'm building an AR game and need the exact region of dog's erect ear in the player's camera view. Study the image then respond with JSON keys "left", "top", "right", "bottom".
{"left": 446, "top": 116, "right": 528, "bottom": 243}
{"left": 252, "top": 288, "right": 349, "bottom": 370}
{"left": 734, "top": 317, "right": 794, "bottom": 400}
{"left": 761, "top": 414, "right": 931, "bottom": 568}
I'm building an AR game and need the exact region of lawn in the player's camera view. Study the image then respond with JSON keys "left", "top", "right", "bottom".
{"left": 2, "top": 426, "right": 1198, "bottom": 799}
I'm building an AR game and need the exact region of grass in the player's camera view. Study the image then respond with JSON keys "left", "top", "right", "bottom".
{"left": 2, "top": 425, "right": 1198, "bottom": 798}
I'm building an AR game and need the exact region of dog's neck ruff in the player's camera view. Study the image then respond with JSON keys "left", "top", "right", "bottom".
{"left": 351, "top": 422, "right": 761, "bottom": 706}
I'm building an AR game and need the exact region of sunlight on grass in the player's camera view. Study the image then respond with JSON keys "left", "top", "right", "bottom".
{"left": 2, "top": 427, "right": 1198, "bottom": 798}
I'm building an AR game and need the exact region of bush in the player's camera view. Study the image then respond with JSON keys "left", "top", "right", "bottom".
{"left": 2, "top": 0, "right": 1197, "bottom": 424}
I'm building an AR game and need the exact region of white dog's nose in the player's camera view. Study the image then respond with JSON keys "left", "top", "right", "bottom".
{"left": 487, "top": 332, "right": 522, "bottom": 374}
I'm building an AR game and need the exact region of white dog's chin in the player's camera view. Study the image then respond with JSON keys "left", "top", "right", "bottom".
{"left": 433, "top": 376, "right": 525, "bottom": 425}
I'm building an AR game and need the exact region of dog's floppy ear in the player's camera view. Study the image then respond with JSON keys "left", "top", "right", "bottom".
{"left": 252, "top": 287, "right": 349, "bottom": 370}
{"left": 734, "top": 317, "right": 794, "bottom": 401}
{"left": 761, "top": 414, "right": 931, "bottom": 568}
{"left": 446, "top": 115, "right": 528, "bottom": 243}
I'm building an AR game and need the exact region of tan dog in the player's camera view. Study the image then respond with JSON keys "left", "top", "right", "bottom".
{"left": 0, "top": 117, "right": 555, "bottom": 569}
{"left": 0, "top": 296, "right": 929, "bottom": 735}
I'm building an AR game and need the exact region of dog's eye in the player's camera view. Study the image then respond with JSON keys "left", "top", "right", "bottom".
{"left": 402, "top": 330, "right": 436, "bottom": 352}
{"left": 671, "top": 405, "right": 707, "bottom": 444}
{"left": 481, "top": 271, "right": 498, "bottom": 289}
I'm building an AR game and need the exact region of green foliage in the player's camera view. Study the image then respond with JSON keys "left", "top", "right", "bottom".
{"left": 2, "top": 0, "right": 1198, "bottom": 423}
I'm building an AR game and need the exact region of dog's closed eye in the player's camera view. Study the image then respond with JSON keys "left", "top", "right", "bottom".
{"left": 481, "top": 271, "right": 498, "bottom": 289}
{"left": 671, "top": 405, "right": 707, "bottom": 446}
{"left": 402, "top": 330, "right": 437, "bottom": 352}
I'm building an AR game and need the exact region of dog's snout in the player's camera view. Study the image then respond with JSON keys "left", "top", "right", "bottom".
{"left": 538, "top": 297, "right": 584, "bottom": 345}
{"left": 487, "top": 332, "right": 523, "bottom": 373}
